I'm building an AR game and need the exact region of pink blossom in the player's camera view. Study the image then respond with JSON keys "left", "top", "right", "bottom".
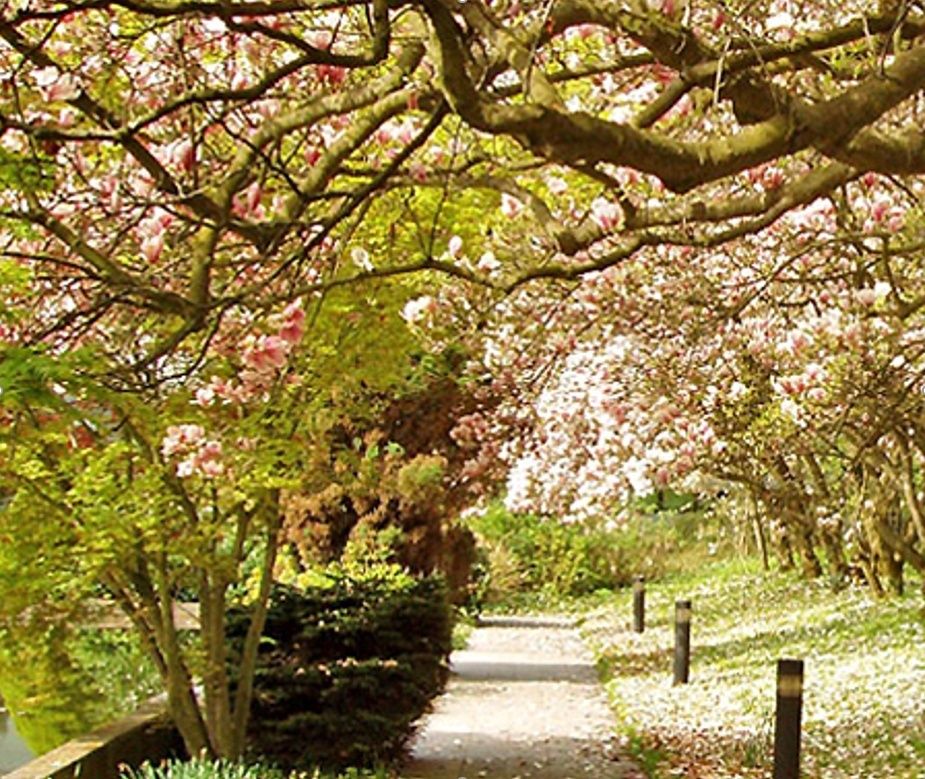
{"left": 806, "top": 387, "right": 827, "bottom": 403}
{"left": 871, "top": 198, "right": 889, "bottom": 223}
{"left": 245, "top": 181, "right": 262, "bottom": 214}
{"left": 477, "top": 251, "right": 502, "bottom": 274}
{"left": 316, "top": 64, "right": 346, "bottom": 85}
{"left": 282, "top": 300, "right": 305, "bottom": 326}
{"left": 279, "top": 300, "right": 306, "bottom": 344}
{"left": 194, "top": 441, "right": 225, "bottom": 477}
{"left": 171, "top": 139, "right": 195, "bottom": 172}
{"left": 766, "top": 11, "right": 795, "bottom": 33}
{"left": 763, "top": 167, "right": 784, "bottom": 190}
{"left": 33, "top": 66, "right": 80, "bottom": 102}
{"left": 243, "top": 334, "right": 289, "bottom": 372}
{"left": 194, "top": 386, "right": 216, "bottom": 407}
{"left": 448, "top": 235, "right": 464, "bottom": 258}
{"left": 162, "top": 424, "right": 205, "bottom": 457}
{"left": 141, "top": 234, "right": 164, "bottom": 263}
{"left": 501, "top": 193, "right": 523, "bottom": 219}
{"left": 546, "top": 176, "right": 568, "bottom": 196}
{"left": 401, "top": 295, "right": 436, "bottom": 324}
{"left": 590, "top": 198, "right": 622, "bottom": 232}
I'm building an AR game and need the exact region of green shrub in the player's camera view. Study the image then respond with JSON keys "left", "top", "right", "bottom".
{"left": 124, "top": 758, "right": 284, "bottom": 778}
{"left": 467, "top": 500, "right": 727, "bottom": 607}
{"left": 226, "top": 566, "right": 452, "bottom": 771}
{"left": 466, "top": 504, "right": 627, "bottom": 605}
{"left": 122, "top": 757, "right": 390, "bottom": 778}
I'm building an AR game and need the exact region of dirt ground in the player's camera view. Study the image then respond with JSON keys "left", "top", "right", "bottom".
{"left": 401, "top": 617, "right": 643, "bottom": 779}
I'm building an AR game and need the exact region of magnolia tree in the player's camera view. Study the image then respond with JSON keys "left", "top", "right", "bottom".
{"left": 4, "top": 0, "right": 925, "bottom": 760}
{"left": 497, "top": 173, "right": 925, "bottom": 594}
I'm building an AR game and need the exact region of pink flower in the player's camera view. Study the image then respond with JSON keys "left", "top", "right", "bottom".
{"left": 401, "top": 295, "right": 436, "bottom": 324}
{"left": 546, "top": 176, "right": 568, "bottom": 196}
{"left": 194, "top": 386, "right": 216, "bottom": 407}
{"left": 279, "top": 322, "right": 305, "bottom": 344}
{"left": 141, "top": 234, "right": 164, "bottom": 263}
{"left": 245, "top": 181, "right": 262, "bottom": 214}
{"left": 171, "top": 139, "right": 195, "bottom": 172}
{"left": 279, "top": 301, "right": 306, "bottom": 344}
{"left": 316, "top": 64, "right": 346, "bottom": 85}
{"left": 195, "top": 441, "right": 225, "bottom": 477}
{"left": 871, "top": 199, "right": 889, "bottom": 223}
{"left": 33, "top": 66, "right": 80, "bottom": 102}
{"left": 590, "top": 198, "right": 622, "bottom": 232}
{"left": 501, "top": 193, "right": 523, "bottom": 219}
{"left": 243, "top": 335, "right": 289, "bottom": 372}
{"left": 283, "top": 300, "right": 305, "bottom": 325}
{"left": 162, "top": 424, "right": 205, "bottom": 457}
{"left": 448, "top": 235, "right": 464, "bottom": 258}
{"left": 477, "top": 251, "right": 501, "bottom": 273}
{"left": 763, "top": 167, "right": 784, "bottom": 189}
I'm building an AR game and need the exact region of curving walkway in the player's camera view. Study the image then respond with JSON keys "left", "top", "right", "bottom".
{"left": 403, "top": 616, "right": 642, "bottom": 779}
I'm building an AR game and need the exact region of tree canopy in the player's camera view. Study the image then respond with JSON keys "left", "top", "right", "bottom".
{"left": 3, "top": 0, "right": 925, "bottom": 762}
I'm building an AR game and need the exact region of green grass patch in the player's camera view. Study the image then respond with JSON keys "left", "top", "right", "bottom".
{"left": 583, "top": 556, "right": 925, "bottom": 779}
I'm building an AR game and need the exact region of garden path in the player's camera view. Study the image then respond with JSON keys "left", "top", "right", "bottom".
{"left": 402, "top": 616, "right": 642, "bottom": 779}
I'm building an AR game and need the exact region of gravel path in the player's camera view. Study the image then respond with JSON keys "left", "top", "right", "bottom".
{"left": 402, "top": 618, "right": 641, "bottom": 779}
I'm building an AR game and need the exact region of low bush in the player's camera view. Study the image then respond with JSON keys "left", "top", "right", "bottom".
{"left": 226, "top": 565, "right": 453, "bottom": 771}
{"left": 123, "top": 758, "right": 287, "bottom": 779}
{"left": 467, "top": 499, "right": 729, "bottom": 608}
{"left": 123, "top": 757, "right": 391, "bottom": 778}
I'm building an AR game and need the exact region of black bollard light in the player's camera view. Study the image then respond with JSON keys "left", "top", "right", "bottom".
{"left": 633, "top": 576, "right": 646, "bottom": 633}
{"left": 673, "top": 599, "right": 692, "bottom": 685}
{"left": 773, "top": 658, "right": 804, "bottom": 779}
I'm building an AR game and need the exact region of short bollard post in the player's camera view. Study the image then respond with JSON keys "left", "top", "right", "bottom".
{"left": 632, "top": 576, "right": 645, "bottom": 633}
{"left": 773, "top": 658, "right": 804, "bottom": 779}
{"left": 673, "top": 600, "right": 692, "bottom": 685}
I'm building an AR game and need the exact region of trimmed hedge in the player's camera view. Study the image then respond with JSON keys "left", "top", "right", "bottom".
{"left": 227, "top": 568, "right": 453, "bottom": 771}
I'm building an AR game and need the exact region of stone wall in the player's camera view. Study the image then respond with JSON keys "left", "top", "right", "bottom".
{"left": 5, "top": 696, "right": 184, "bottom": 779}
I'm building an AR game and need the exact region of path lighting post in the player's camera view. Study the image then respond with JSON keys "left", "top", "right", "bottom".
{"left": 673, "top": 600, "right": 692, "bottom": 685}
{"left": 773, "top": 658, "right": 804, "bottom": 779}
{"left": 633, "top": 577, "right": 645, "bottom": 633}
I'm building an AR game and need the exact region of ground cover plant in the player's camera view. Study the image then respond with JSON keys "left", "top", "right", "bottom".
{"left": 583, "top": 558, "right": 925, "bottom": 779}
{"left": 123, "top": 757, "right": 390, "bottom": 779}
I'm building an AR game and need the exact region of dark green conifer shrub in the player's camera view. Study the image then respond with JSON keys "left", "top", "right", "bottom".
{"left": 226, "top": 567, "right": 452, "bottom": 771}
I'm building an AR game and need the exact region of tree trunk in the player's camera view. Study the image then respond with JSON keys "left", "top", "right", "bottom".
{"left": 201, "top": 575, "right": 234, "bottom": 757}
{"left": 753, "top": 512, "right": 770, "bottom": 572}
{"left": 231, "top": 494, "right": 283, "bottom": 757}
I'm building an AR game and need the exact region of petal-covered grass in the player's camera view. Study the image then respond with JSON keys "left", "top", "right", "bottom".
{"left": 582, "top": 558, "right": 925, "bottom": 779}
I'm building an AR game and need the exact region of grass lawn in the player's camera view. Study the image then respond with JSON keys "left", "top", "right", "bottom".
{"left": 582, "top": 557, "right": 925, "bottom": 779}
